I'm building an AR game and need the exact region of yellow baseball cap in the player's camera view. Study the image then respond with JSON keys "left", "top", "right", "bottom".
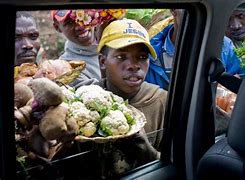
{"left": 97, "top": 19, "right": 157, "bottom": 59}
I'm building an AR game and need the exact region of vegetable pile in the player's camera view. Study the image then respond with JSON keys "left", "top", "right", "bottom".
{"left": 62, "top": 84, "right": 137, "bottom": 137}
{"left": 14, "top": 59, "right": 86, "bottom": 86}
{"left": 15, "top": 77, "right": 145, "bottom": 170}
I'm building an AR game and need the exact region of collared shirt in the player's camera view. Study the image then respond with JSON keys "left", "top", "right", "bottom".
{"left": 162, "top": 26, "right": 175, "bottom": 72}
{"left": 146, "top": 24, "right": 245, "bottom": 90}
{"left": 221, "top": 36, "right": 245, "bottom": 75}
{"left": 145, "top": 24, "right": 174, "bottom": 90}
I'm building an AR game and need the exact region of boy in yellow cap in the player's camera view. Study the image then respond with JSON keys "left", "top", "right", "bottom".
{"left": 97, "top": 18, "right": 167, "bottom": 149}
{"left": 94, "top": 18, "right": 168, "bottom": 176}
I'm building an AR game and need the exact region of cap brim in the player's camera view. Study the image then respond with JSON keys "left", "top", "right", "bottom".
{"left": 99, "top": 37, "right": 157, "bottom": 59}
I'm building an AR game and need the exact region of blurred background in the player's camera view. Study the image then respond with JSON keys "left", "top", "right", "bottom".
{"left": 31, "top": 9, "right": 171, "bottom": 60}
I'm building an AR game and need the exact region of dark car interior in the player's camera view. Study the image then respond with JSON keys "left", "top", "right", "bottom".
{"left": 0, "top": 0, "right": 244, "bottom": 179}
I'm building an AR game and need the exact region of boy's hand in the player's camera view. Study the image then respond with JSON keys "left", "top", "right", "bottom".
{"left": 114, "top": 129, "right": 160, "bottom": 165}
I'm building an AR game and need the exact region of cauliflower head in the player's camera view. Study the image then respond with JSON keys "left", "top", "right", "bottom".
{"left": 80, "top": 122, "right": 97, "bottom": 137}
{"left": 75, "top": 85, "right": 113, "bottom": 113}
{"left": 100, "top": 110, "right": 130, "bottom": 136}
{"left": 111, "top": 98, "right": 136, "bottom": 126}
{"left": 68, "top": 101, "right": 100, "bottom": 127}
{"left": 61, "top": 85, "right": 76, "bottom": 103}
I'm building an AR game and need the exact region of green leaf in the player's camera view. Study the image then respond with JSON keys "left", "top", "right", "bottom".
{"left": 89, "top": 101, "right": 109, "bottom": 118}
{"left": 124, "top": 112, "right": 136, "bottom": 125}
{"left": 100, "top": 123, "right": 113, "bottom": 136}
{"left": 234, "top": 41, "right": 245, "bottom": 69}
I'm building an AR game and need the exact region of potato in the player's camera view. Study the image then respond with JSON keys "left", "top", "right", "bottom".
{"left": 29, "top": 78, "right": 64, "bottom": 106}
{"left": 39, "top": 103, "right": 68, "bottom": 140}
{"left": 15, "top": 105, "right": 32, "bottom": 129}
{"left": 66, "top": 116, "right": 79, "bottom": 135}
{"left": 34, "top": 59, "right": 72, "bottom": 80}
{"left": 59, "top": 117, "right": 79, "bottom": 142}
{"left": 14, "top": 83, "right": 34, "bottom": 108}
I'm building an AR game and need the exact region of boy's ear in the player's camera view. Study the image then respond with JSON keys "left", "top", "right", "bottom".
{"left": 98, "top": 53, "right": 106, "bottom": 78}
{"left": 53, "top": 21, "right": 62, "bottom": 33}
{"left": 98, "top": 53, "right": 106, "bottom": 71}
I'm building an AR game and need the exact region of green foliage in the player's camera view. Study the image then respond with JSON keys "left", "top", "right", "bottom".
{"left": 89, "top": 101, "right": 109, "bottom": 119}
{"left": 234, "top": 41, "right": 245, "bottom": 69}
{"left": 16, "top": 155, "right": 31, "bottom": 179}
{"left": 124, "top": 112, "right": 136, "bottom": 125}
{"left": 125, "top": 9, "right": 167, "bottom": 28}
{"left": 100, "top": 124, "right": 113, "bottom": 136}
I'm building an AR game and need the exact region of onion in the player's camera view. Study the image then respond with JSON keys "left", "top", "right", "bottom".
{"left": 34, "top": 60, "right": 72, "bottom": 80}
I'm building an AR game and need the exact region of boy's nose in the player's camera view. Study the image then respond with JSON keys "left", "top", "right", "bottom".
{"left": 127, "top": 60, "right": 140, "bottom": 71}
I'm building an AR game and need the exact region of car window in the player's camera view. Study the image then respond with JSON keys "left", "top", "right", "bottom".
{"left": 214, "top": 6, "right": 245, "bottom": 138}
{"left": 15, "top": 8, "right": 185, "bottom": 179}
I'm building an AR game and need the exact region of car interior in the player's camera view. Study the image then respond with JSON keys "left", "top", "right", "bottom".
{"left": 0, "top": 0, "right": 244, "bottom": 180}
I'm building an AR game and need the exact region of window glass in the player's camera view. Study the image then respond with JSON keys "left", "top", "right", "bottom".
{"left": 215, "top": 6, "right": 245, "bottom": 137}
{"left": 14, "top": 8, "right": 186, "bottom": 179}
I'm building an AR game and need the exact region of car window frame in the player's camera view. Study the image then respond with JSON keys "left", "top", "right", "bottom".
{"left": 0, "top": 1, "right": 244, "bottom": 180}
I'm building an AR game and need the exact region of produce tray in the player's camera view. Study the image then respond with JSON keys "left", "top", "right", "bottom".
{"left": 74, "top": 105, "right": 146, "bottom": 143}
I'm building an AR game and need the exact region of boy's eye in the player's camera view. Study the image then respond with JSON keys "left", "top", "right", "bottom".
{"left": 139, "top": 54, "right": 149, "bottom": 60}
{"left": 115, "top": 55, "right": 126, "bottom": 60}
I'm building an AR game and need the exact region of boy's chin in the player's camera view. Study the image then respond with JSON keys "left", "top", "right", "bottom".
{"left": 123, "top": 85, "right": 141, "bottom": 95}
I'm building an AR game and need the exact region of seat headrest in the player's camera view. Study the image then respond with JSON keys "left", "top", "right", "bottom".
{"left": 227, "top": 80, "right": 245, "bottom": 155}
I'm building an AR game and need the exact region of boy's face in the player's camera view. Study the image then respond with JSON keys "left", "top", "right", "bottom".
{"left": 15, "top": 16, "right": 40, "bottom": 66}
{"left": 54, "top": 17, "right": 96, "bottom": 46}
{"left": 99, "top": 43, "right": 150, "bottom": 97}
{"left": 226, "top": 10, "right": 245, "bottom": 41}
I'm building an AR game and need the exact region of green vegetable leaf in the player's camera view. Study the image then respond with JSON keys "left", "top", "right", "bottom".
{"left": 89, "top": 101, "right": 109, "bottom": 118}
{"left": 124, "top": 112, "right": 136, "bottom": 125}
{"left": 112, "top": 103, "right": 119, "bottom": 110}
{"left": 100, "top": 123, "right": 113, "bottom": 136}
{"left": 234, "top": 41, "right": 245, "bottom": 69}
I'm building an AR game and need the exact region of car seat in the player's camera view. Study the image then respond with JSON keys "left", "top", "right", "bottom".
{"left": 197, "top": 79, "right": 245, "bottom": 180}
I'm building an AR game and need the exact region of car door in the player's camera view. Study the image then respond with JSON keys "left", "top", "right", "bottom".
{"left": 0, "top": 0, "right": 243, "bottom": 180}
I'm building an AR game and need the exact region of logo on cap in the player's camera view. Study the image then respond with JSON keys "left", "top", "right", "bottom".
{"left": 122, "top": 22, "right": 146, "bottom": 39}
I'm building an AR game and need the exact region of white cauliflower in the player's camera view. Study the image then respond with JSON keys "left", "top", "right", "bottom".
{"left": 80, "top": 122, "right": 97, "bottom": 137}
{"left": 75, "top": 85, "right": 113, "bottom": 112}
{"left": 69, "top": 101, "right": 86, "bottom": 111}
{"left": 89, "top": 110, "right": 100, "bottom": 123}
{"left": 61, "top": 85, "right": 76, "bottom": 102}
{"left": 100, "top": 110, "right": 130, "bottom": 136}
{"left": 68, "top": 101, "right": 100, "bottom": 127}
{"left": 116, "top": 103, "right": 135, "bottom": 125}
{"left": 75, "top": 85, "right": 104, "bottom": 97}
{"left": 111, "top": 94, "right": 124, "bottom": 104}
{"left": 67, "top": 101, "right": 100, "bottom": 137}
{"left": 111, "top": 96, "right": 135, "bottom": 126}
{"left": 68, "top": 85, "right": 137, "bottom": 138}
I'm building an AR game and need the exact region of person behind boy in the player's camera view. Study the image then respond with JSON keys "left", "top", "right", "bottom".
{"left": 15, "top": 11, "right": 40, "bottom": 66}
{"left": 51, "top": 10, "right": 101, "bottom": 85}
{"left": 226, "top": 8, "right": 245, "bottom": 48}
{"left": 97, "top": 17, "right": 167, "bottom": 160}
{"left": 147, "top": 9, "right": 244, "bottom": 90}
